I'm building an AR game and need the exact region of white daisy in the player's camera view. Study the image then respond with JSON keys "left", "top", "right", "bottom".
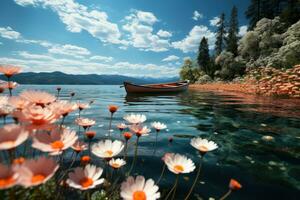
{"left": 164, "top": 153, "right": 195, "bottom": 174}
{"left": 120, "top": 176, "right": 160, "bottom": 200}
{"left": 66, "top": 164, "right": 104, "bottom": 190}
{"left": 190, "top": 138, "right": 218, "bottom": 153}
{"left": 91, "top": 140, "right": 124, "bottom": 159}
{"left": 151, "top": 122, "right": 167, "bottom": 131}
{"left": 109, "top": 158, "right": 126, "bottom": 169}
{"left": 123, "top": 113, "right": 146, "bottom": 124}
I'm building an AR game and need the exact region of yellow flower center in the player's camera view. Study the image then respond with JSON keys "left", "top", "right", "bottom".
{"left": 105, "top": 150, "right": 113, "bottom": 157}
{"left": 31, "top": 174, "right": 46, "bottom": 184}
{"left": 199, "top": 145, "right": 208, "bottom": 152}
{"left": 0, "top": 176, "right": 15, "bottom": 187}
{"left": 51, "top": 141, "right": 64, "bottom": 150}
{"left": 133, "top": 191, "right": 146, "bottom": 200}
{"left": 79, "top": 177, "right": 94, "bottom": 188}
{"left": 174, "top": 165, "right": 184, "bottom": 173}
{"left": 111, "top": 163, "right": 120, "bottom": 168}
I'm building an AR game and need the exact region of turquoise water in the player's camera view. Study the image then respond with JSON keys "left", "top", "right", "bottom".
{"left": 11, "top": 85, "right": 300, "bottom": 199}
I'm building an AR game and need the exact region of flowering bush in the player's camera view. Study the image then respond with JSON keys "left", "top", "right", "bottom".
{"left": 0, "top": 65, "right": 242, "bottom": 199}
{"left": 246, "top": 65, "right": 300, "bottom": 98}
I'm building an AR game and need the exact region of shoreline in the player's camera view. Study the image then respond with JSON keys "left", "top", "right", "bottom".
{"left": 189, "top": 83, "right": 257, "bottom": 95}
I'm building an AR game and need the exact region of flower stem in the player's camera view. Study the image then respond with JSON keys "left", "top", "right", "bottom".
{"left": 184, "top": 157, "right": 203, "bottom": 200}
{"left": 156, "top": 164, "right": 166, "bottom": 184}
{"left": 108, "top": 113, "right": 113, "bottom": 138}
{"left": 153, "top": 131, "right": 158, "bottom": 155}
{"left": 164, "top": 175, "right": 179, "bottom": 200}
{"left": 123, "top": 140, "right": 128, "bottom": 160}
{"left": 220, "top": 189, "right": 232, "bottom": 200}
{"left": 127, "top": 136, "right": 139, "bottom": 175}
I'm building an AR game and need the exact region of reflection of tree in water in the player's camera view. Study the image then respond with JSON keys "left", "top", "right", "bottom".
{"left": 177, "top": 90, "right": 300, "bottom": 190}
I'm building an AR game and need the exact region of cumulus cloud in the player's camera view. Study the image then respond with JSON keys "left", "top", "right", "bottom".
{"left": 122, "top": 10, "right": 171, "bottom": 52}
{"left": 157, "top": 30, "right": 172, "bottom": 38}
{"left": 0, "top": 26, "right": 21, "bottom": 39}
{"left": 172, "top": 25, "right": 215, "bottom": 53}
{"left": 192, "top": 11, "right": 203, "bottom": 21}
{"left": 162, "top": 55, "right": 180, "bottom": 62}
{"left": 14, "top": 0, "right": 125, "bottom": 45}
{"left": 209, "top": 16, "right": 220, "bottom": 26}
{"left": 239, "top": 25, "right": 248, "bottom": 36}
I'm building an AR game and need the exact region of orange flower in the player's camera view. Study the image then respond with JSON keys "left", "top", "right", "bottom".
{"left": 108, "top": 105, "right": 118, "bottom": 114}
{"left": 123, "top": 132, "right": 132, "bottom": 140}
{"left": 77, "top": 102, "right": 89, "bottom": 111}
{"left": 13, "top": 157, "right": 25, "bottom": 165}
{"left": 80, "top": 156, "right": 91, "bottom": 165}
{"left": 229, "top": 179, "right": 242, "bottom": 190}
{"left": 0, "top": 65, "right": 21, "bottom": 78}
{"left": 85, "top": 131, "right": 96, "bottom": 140}
{"left": 0, "top": 163, "right": 19, "bottom": 189}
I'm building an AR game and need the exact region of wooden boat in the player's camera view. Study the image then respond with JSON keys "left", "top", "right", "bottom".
{"left": 123, "top": 80, "right": 189, "bottom": 94}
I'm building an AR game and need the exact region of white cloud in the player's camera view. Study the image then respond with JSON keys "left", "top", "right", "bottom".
{"left": 48, "top": 44, "right": 91, "bottom": 57}
{"left": 209, "top": 16, "right": 220, "bottom": 26}
{"left": 172, "top": 25, "right": 215, "bottom": 53}
{"left": 14, "top": 0, "right": 125, "bottom": 45}
{"left": 136, "top": 11, "right": 158, "bottom": 25}
{"left": 157, "top": 30, "right": 172, "bottom": 38}
{"left": 239, "top": 25, "right": 248, "bottom": 37}
{"left": 192, "top": 11, "right": 203, "bottom": 21}
{"left": 0, "top": 26, "right": 21, "bottom": 39}
{"left": 0, "top": 52, "right": 178, "bottom": 77}
{"left": 122, "top": 10, "right": 170, "bottom": 52}
{"left": 89, "top": 55, "right": 113, "bottom": 62}
{"left": 162, "top": 55, "right": 180, "bottom": 62}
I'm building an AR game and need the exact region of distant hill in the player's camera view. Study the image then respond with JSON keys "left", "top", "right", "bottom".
{"left": 0, "top": 71, "right": 179, "bottom": 85}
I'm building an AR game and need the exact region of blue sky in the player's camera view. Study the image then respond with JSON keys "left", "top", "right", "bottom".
{"left": 0, "top": 0, "right": 250, "bottom": 77}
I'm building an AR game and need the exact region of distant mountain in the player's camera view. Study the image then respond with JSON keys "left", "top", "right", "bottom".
{"left": 0, "top": 71, "right": 179, "bottom": 85}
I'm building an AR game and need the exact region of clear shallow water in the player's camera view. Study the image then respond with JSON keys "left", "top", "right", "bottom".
{"left": 11, "top": 85, "right": 300, "bottom": 199}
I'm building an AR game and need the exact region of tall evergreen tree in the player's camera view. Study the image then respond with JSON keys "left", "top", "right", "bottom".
{"left": 215, "top": 13, "right": 226, "bottom": 56}
{"left": 245, "top": 0, "right": 261, "bottom": 30}
{"left": 280, "top": 0, "right": 300, "bottom": 27}
{"left": 197, "top": 37, "right": 210, "bottom": 75}
{"left": 226, "top": 6, "right": 239, "bottom": 56}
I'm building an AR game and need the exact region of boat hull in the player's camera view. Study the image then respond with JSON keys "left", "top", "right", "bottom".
{"left": 124, "top": 81, "right": 189, "bottom": 94}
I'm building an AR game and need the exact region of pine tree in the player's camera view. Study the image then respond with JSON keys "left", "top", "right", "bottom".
{"left": 215, "top": 13, "right": 226, "bottom": 56}
{"left": 197, "top": 37, "right": 210, "bottom": 75}
{"left": 280, "top": 0, "right": 300, "bottom": 28}
{"left": 245, "top": 0, "right": 261, "bottom": 30}
{"left": 226, "top": 6, "right": 239, "bottom": 56}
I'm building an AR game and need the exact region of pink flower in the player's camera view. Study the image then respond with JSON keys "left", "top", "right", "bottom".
{"left": 15, "top": 105, "right": 59, "bottom": 128}
{"left": 117, "top": 123, "right": 127, "bottom": 131}
{"left": 9, "top": 96, "right": 30, "bottom": 110}
{"left": 77, "top": 102, "right": 90, "bottom": 111}
{"left": 20, "top": 90, "right": 56, "bottom": 107}
{"left": 71, "top": 140, "right": 88, "bottom": 153}
{"left": 66, "top": 164, "right": 104, "bottom": 190}
{"left": 0, "top": 124, "right": 29, "bottom": 150}
{"left": 32, "top": 128, "right": 78, "bottom": 155}
{"left": 49, "top": 100, "right": 78, "bottom": 117}
{"left": 130, "top": 125, "right": 150, "bottom": 137}
{"left": 17, "top": 156, "right": 59, "bottom": 187}
{"left": 0, "top": 65, "right": 21, "bottom": 78}
{"left": 75, "top": 118, "right": 95, "bottom": 129}
{"left": 0, "top": 164, "right": 19, "bottom": 189}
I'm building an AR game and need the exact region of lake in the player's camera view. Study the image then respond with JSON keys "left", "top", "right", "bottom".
{"left": 10, "top": 85, "right": 300, "bottom": 199}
